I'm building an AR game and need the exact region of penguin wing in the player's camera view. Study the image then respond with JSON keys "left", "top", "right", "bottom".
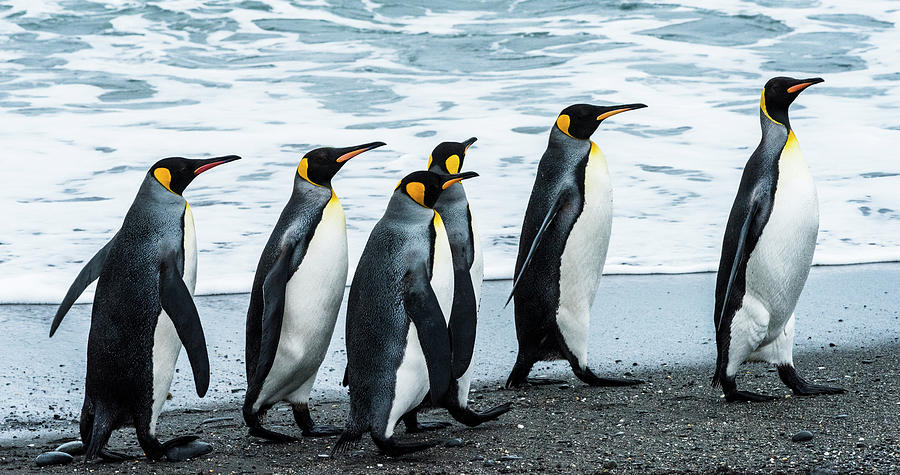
{"left": 160, "top": 255, "right": 210, "bottom": 398}
{"left": 715, "top": 199, "right": 760, "bottom": 334}
{"left": 403, "top": 262, "right": 452, "bottom": 406}
{"left": 505, "top": 190, "right": 573, "bottom": 306}
{"left": 49, "top": 235, "right": 117, "bottom": 337}
{"left": 251, "top": 240, "right": 297, "bottom": 390}
{"left": 448, "top": 269, "right": 477, "bottom": 380}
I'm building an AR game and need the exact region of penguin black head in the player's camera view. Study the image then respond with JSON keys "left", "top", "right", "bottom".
{"left": 555, "top": 103, "right": 647, "bottom": 140}
{"left": 395, "top": 170, "right": 479, "bottom": 209}
{"left": 297, "top": 141, "right": 386, "bottom": 187}
{"left": 427, "top": 137, "right": 477, "bottom": 175}
{"left": 150, "top": 155, "right": 241, "bottom": 195}
{"left": 761, "top": 76, "right": 823, "bottom": 128}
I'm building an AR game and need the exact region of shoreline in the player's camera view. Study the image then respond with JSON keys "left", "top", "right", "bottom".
{"left": 1, "top": 262, "right": 899, "bottom": 472}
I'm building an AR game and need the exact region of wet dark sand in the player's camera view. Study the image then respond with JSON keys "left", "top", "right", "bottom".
{"left": 1, "top": 263, "right": 899, "bottom": 473}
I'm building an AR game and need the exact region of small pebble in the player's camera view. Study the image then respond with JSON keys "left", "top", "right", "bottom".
{"left": 834, "top": 414, "right": 848, "bottom": 419}
{"left": 444, "top": 438, "right": 463, "bottom": 447}
{"left": 55, "top": 440, "right": 84, "bottom": 455}
{"left": 483, "top": 460, "right": 496, "bottom": 467}
{"left": 35, "top": 451, "right": 74, "bottom": 467}
{"left": 792, "top": 430, "right": 814, "bottom": 442}
{"left": 558, "top": 384, "right": 570, "bottom": 389}
{"left": 500, "top": 454, "right": 522, "bottom": 460}
{"left": 317, "top": 454, "right": 330, "bottom": 459}
{"left": 603, "top": 460, "right": 618, "bottom": 469}
{"left": 613, "top": 431, "right": 625, "bottom": 437}
{"left": 861, "top": 360, "right": 874, "bottom": 364}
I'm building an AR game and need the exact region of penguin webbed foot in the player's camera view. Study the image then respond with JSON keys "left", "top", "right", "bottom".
{"left": 446, "top": 402, "right": 513, "bottom": 427}
{"left": 724, "top": 390, "right": 777, "bottom": 403}
{"left": 574, "top": 367, "right": 643, "bottom": 387}
{"left": 161, "top": 435, "right": 212, "bottom": 461}
{"left": 402, "top": 410, "right": 451, "bottom": 433}
{"left": 248, "top": 426, "right": 300, "bottom": 443}
{"left": 293, "top": 403, "right": 342, "bottom": 437}
{"left": 777, "top": 365, "right": 846, "bottom": 397}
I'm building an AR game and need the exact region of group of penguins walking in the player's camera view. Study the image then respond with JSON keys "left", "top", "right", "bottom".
{"left": 41, "top": 75, "right": 846, "bottom": 465}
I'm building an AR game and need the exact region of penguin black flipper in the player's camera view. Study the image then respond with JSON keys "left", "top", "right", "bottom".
{"left": 505, "top": 190, "right": 572, "bottom": 306}
{"left": 716, "top": 199, "right": 759, "bottom": 335}
{"left": 448, "top": 268, "right": 477, "bottom": 379}
{"left": 251, "top": 241, "right": 297, "bottom": 393}
{"left": 49, "top": 236, "right": 117, "bottom": 337}
{"left": 403, "top": 263, "right": 452, "bottom": 406}
{"left": 160, "top": 256, "right": 210, "bottom": 398}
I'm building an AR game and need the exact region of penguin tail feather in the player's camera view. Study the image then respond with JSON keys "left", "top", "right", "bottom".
{"left": 331, "top": 427, "right": 364, "bottom": 456}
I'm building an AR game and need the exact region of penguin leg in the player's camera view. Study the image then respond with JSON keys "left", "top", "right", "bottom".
{"left": 243, "top": 402, "right": 299, "bottom": 443}
{"left": 554, "top": 326, "right": 642, "bottom": 387}
{"left": 401, "top": 407, "right": 451, "bottom": 433}
{"left": 721, "top": 301, "right": 776, "bottom": 402}
{"left": 288, "top": 375, "right": 342, "bottom": 437}
{"left": 761, "top": 315, "right": 846, "bottom": 397}
{"left": 506, "top": 353, "right": 538, "bottom": 388}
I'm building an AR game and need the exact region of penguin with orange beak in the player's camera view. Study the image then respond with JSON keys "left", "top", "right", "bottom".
{"left": 506, "top": 103, "right": 647, "bottom": 388}
{"left": 243, "top": 142, "right": 385, "bottom": 441}
{"left": 712, "top": 77, "right": 846, "bottom": 402}
{"left": 47, "top": 154, "right": 240, "bottom": 462}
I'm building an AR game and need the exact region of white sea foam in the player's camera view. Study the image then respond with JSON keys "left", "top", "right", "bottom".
{"left": 0, "top": 0, "right": 897, "bottom": 303}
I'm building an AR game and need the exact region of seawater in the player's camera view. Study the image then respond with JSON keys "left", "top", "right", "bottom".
{"left": 0, "top": 0, "right": 898, "bottom": 303}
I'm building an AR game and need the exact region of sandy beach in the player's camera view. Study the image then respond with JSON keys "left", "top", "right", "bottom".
{"left": 1, "top": 263, "right": 899, "bottom": 473}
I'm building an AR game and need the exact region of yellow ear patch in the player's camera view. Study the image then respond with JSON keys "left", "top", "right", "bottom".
{"left": 153, "top": 167, "right": 175, "bottom": 194}
{"left": 406, "top": 182, "right": 426, "bottom": 207}
{"left": 427, "top": 154, "right": 433, "bottom": 169}
{"left": 297, "top": 157, "right": 321, "bottom": 187}
{"left": 445, "top": 154, "right": 460, "bottom": 174}
{"left": 556, "top": 114, "right": 574, "bottom": 138}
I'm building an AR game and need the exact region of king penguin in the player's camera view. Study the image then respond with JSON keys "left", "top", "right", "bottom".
{"left": 391, "top": 138, "right": 511, "bottom": 433}
{"left": 505, "top": 103, "right": 647, "bottom": 389}
{"left": 47, "top": 155, "right": 240, "bottom": 462}
{"left": 711, "top": 76, "right": 846, "bottom": 402}
{"left": 243, "top": 141, "right": 385, "bottom": 441}
{"left": 333, "top": 170, "right": 484, "bottom": 457}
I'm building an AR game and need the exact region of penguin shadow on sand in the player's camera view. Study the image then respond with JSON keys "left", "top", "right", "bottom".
{"left": 38, "top": 155, "right": 241, "bottom": 467}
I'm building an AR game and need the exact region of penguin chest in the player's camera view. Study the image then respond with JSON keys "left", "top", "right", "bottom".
{"left": 745, "top": 132, "right": 818, "bottom": 332}
{"left": 430, "top": 213, "right": 455, "bottom": 320}
{"left": 150, "top": 203, "right": 197, "bottom": 433}
{"left": 556, "top": 144, "right": 613, "bottom": 350}
{"left": 260, "top": 196, "right": 349, "bottom": 403}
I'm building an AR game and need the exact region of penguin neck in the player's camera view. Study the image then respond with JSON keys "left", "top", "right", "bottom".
{"left": 547, "top": 126, "right": 593, "bottom": 171}
{"left": 385, "top": 193, "right": 435, "bottom": 222}
{"left": 137, "top": 173, "right": 187, "bottom": 208}
{"left": 759, "top": 91, "right": 791, "bottom": 131}
{"left": 293, "top": 174, "right": 332, "bottom": 195}
{"left": 759, "top": 108, "right": 791, "bottom": 151}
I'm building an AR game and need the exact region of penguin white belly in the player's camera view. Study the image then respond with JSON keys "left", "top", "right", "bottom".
{"left": 735, "top": 133, "right": 818, "bottom": 357}
{"left": 385, "top": 213, "right": 454, "bottom": 437}
{"left": 556, "top": 143, "right": 612, "bottom": 365}
{"left": 256, "top": 195, "right": 348, "bottom": 408}
{"left": 150, "top": 203, "right": 197, "bottom": 434}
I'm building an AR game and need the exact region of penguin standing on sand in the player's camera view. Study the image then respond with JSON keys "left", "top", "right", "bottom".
{"left": 392, "top": 138, "right": 510, "bottom": 433}
{"left": 505, "top": 103, "right": 646, "bottom": 388}
{"left": 712, "top": 77, "right": 846, "bottom": 401}
{"left": 47, "top": 155, "right": 240, "bottom": 463}
{"left": 243, "top": 142, "right": 385, "bottom": 441}
{"left": 335, "top": 170, "right": 496, "bottom": 457}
